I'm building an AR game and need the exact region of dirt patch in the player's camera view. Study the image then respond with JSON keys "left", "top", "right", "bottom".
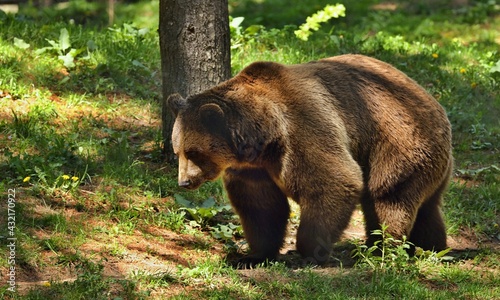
{"left": 2, "top": 192, "right": 499, "bottom": 295}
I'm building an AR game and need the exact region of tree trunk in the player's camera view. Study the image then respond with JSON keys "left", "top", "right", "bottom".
{"left": 159, "top": 0, "right": 231, "bottom": 161}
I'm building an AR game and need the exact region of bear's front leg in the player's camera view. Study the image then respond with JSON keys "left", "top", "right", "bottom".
{"left": 223, "top": 168, "right": 289, "bottom": 268}
{"left": 292, "top": 154, "right": 363, "bottom": 265}
{"left": 296, "top": 199, "right": 357, "bottom": 265}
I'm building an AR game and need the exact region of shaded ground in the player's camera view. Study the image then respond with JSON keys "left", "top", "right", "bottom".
{"left": 4, "top": 192, "right": 498, "bottom": 297}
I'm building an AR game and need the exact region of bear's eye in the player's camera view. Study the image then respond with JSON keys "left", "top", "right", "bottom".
{"left": 185, "top": 150, "right": 200, "bottom": 160}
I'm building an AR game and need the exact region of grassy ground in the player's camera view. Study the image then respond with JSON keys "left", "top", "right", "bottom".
{"left": 0, "top": 0, "right": 499, "bottom": 299}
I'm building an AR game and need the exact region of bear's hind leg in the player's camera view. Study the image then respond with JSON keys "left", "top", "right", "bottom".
{"left": 408, "top": 198, "right": 447, "bottom": 251}
{"left": 368, "top": 199, "right": 418, "bottom": 246}
{"left": 366, "top": 173, "right": 448, "bottom": 252}
{"left": 223, "top": 168, "right": 289, "bottom": 267}
{"left": 364, "top": 174, "right": 425, "bottom": 248}
{"left": 408, "top": 176, "right": 449, "bottom": 251}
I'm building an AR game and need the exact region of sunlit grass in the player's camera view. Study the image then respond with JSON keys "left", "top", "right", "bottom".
{"left": 0, "top": 0, "right": 499, "bottom": 299}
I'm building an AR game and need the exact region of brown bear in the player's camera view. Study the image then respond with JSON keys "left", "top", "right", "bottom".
{"left": 167, "top": 54, "right": 453, "bottom": 267}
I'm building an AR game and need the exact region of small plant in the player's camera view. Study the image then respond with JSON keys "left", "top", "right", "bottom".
{"left": 130, "top": 269, "right": 177, "bottom": 288}
{"left": 174, "top": 194, "right": 243, "bottom": 242}
{"left": 35, "top": 28, "right": 85, "bottom": 69}
{"left": 491, "top": 60, "right": 500, "bottom": 74}
{"left": 229, "top": 16, "right": 246, "bottom": 50}
{"left": 11, "top": 109, "right": 37, "bottom": 139}
{"left": 229, "top": 16, "right": 266, "bottom": 52}
{"left": 55, "top": 174, "right": 81, "bottom": 191}
{"left": 211, "top": 223, "right": 243, "bottom": 242}
{"left": 351, "top": 224, "right": 416, "bottom": 275}
{"left": 352, "top": 224, "right": 453, "bottom": 276}
{"left": 174, "top": 194, "right": 231, "bottom": 227}
{"left": 30, "top": 166, "right": 86, "bottom": 196}
{"left": 414, "top": 246, "right": 453, "bottom": 263}
{"left": 151, "top": 208, "right": 187, "bottom": 233}
{"left": 294, "top": 4, "right": 346, "bottom": 41}
{"left": 13, "top": 37, "right": 30, "bottom": 50}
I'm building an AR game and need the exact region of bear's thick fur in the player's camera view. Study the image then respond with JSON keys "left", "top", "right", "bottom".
{"left": 168, "top": 54, "right": 453, "bottom": 266}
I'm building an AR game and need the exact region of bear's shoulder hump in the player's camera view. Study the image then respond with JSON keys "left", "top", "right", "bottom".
{"left": 238, "top": 61, "right": 285, "bottom": 82}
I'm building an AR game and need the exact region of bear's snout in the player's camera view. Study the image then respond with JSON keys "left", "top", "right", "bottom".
{"left": 178, "top": 178, "right": 204, "bottom": 190}
{"left": 179, "top": 180, "right": 191, "bottom": 187}
{"left": 178, "top": 179, "right": 192, "bottom": 188}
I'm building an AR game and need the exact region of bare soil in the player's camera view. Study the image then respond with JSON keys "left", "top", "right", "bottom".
{"left": 3, "top": 193, "right": 498, "bottom": 297}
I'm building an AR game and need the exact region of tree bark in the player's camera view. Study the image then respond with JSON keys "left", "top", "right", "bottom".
{"left": 159, "top": 0, "right": 231, "bottom": 161}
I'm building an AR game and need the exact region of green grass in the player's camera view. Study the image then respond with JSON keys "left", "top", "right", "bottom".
{"left": 1, "top": 0, "right": 499, "bottom": 299}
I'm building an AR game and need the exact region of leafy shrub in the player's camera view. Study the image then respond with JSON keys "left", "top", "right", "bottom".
{"left": 352, "top": 224, "right": 452, "bottom": 276}
{"left": 174, "top": 194, "right": 242, "bottom": 243}
{"left": 294, "top": 4, "right": 346, "bottom": 41}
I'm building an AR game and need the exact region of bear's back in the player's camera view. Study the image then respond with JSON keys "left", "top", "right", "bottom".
{"left": 282, "top": 54, "right": 450, "bottom": 142}
{"left": 234, "top": 55, "right": 451, "bottom": 182}
{"left": 234, "top": 55, "right": 446, "bottom": 124}
{"left": 216, "top": 55, "right": 451, "bottom": 168}
{"left": 291, "top": 55, "right": 440, "bottom": 114}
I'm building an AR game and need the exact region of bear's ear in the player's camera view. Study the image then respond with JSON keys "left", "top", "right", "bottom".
{"left": 199, "top": 103, "right": 226, "bottom": 132}
{"left": 167, "top": 93, "right": 186, "bottom": 116}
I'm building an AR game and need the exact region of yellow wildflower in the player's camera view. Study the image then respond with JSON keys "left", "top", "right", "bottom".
{"left": 71, "top": 176, "right": 79, "bottom": 182}
{"left": 471, "top": 82, "right": 477, "bottom": 88}
{"left": 23, "top": 176, "right": 31, "bottom": 183}
{"left": 62, "top": 175, "right": 70, "bottom": 180}
{"left": 460, "top": 68, "right": 466, "bottom": 74}
{"left": 432, "top": 53, "right": 439, "bottom": 58}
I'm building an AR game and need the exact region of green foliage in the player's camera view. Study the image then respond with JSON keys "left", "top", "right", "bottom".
{"left": 0, "top": 15, "right": 160, "bottom": 99}
{"left": 17, "top": 260, "right": 139, "bottom": 300}
{"left": 352, "top": 224, "right": 453, "bottom": 277}
{"left": 2, "top": 109, "right": 88, "bottom": 190}
{"left": 352, "top": 224, "right": 416, "bottom": 274}
{"left": 174, "top": 194, "right": 242, "bottom": 242}
{"left": 33, "top": 170, "right": 85, "bottom": 196}
{"left": 35, "top": 28, "right": 86, "bottom": 69}
{"left": 294, "top": 4, "right": 346, "bottom": 41}
{"left": 151, "top": 209, "right": 187, "bottom": 233}
{"left": 211, "top": 223, "right": 243, "bottom": 243}
{"left": 445, "top": 180, "right": 500, "bottom": 236}
{"left": 0, "top": 0, "right": 499, "bottom": 298}
{"left": 130, "top": 268, "right": 177, "bottom": 290}
{"left": 175, "top": 195, "right": 230, "bottom": 226}
{"left": 229, "top": 0, "right": 342, "bottom": 28}
{"left": 452, "top": 0, "right": 500, "bottom": 24}
{"left": 13, "top": 37, "right": 30, "bottom": 49}
{"left": 491, "top": 60, "right": 500, "bottom": 73}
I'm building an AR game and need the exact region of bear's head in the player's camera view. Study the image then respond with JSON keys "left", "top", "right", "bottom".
{"left": 167, "top": 93, "right": 238, "bottom": 189}
{"left": 167, "top": 63, "right": 287, "bottom": 190}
